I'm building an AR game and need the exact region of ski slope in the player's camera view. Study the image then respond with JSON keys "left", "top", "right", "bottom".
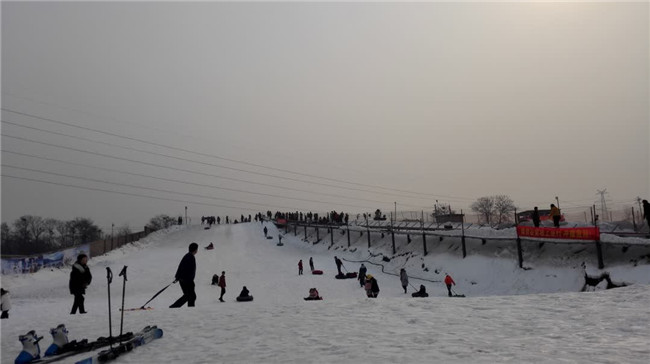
{"left": 2, "top": 222, "right": 649, "bottom": 363}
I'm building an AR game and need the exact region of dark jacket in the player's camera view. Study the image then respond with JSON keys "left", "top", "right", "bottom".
{"left": 643, "top": 201, "right": 650, "bottom": 219}
{"left": 370, "top": 277, "right": 379, "bottom": 293}
{"left": 69, "top": 263, "right": 92, "bottom": 295}
{"left": 175, "top": 252, "right": 196, "bottom": 282}
{"left": 359, "top": 266, "right": 367, "bottom": 278}
{"left": 239, "top": 287, "right": 249, "bottom": 297}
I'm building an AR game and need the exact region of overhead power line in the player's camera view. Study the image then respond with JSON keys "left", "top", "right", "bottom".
{"left": 1, "top": 108, "right": 476, "bottom": 202}
{"left": 1, "top": 162, "right": 382, "bottom": 211}
{"left": 1, "top": 174, "right": 263, "bottom": 213}
{"left": 2, "top": 133, "right": 432, "bottom": 208}
{"left": 2, "top": 149, "right": 431, "bottom": 210}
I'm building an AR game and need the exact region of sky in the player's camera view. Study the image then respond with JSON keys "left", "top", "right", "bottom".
{"left": 1, "top": 1, "right": 649, "bottom": 234}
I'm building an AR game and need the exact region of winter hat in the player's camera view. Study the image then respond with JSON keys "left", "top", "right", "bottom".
{"left": 366, "top": 274, "right": 373, "bottom": 280}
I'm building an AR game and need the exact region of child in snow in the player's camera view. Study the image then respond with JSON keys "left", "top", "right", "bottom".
{"left": 358, "top": 264, "right": 367, "bottom": 288}
{"left": 305, "top": 288, "right": 321, "bottom": 300}
{"left": 298, "top": 260, "right": 303, "bottom": 275}
{"left": 1, "top": 288, "right": 10, "bottom": 319}
{"left": 444, "top": 274, "right": 456, "bottom": 297}
{"left": 412, "top": 285, "right": 429, "bottom": 298}
{"left": 400, "top": 268, "right": 409, "bottom": 294}
{"left": 239, "top": 286, "right": 250, "bottom": 298}
{"left": 365, "top": 275, "right": 379, "bottom": 298}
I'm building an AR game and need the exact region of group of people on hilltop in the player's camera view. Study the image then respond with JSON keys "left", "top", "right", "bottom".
{"left": 266, "top": 210, "right": 351, "bottom": 225}
{"left": 529, "top": 203, "right": 562, "bottom": 228}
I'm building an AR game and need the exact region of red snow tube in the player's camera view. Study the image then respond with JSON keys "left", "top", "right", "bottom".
{"left": 311, "top": 270, "right": 323, "bottom": 275}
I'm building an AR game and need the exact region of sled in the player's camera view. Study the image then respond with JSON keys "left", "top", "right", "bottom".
{"left": 304, "top": 296, "right": 323, "bottom": 301}
{"left": 204, "top": 226, "right": 210, "bottom": 230}
{"left": 266, "top": 236, "right": 273, "bottom": 240}
{"left": 335, "top": 272, "right": 358, "bottom": 279}
{"left": 311, "top": 270, "right": 323, "bottom": 275}
{"left": 236, "top": 296, "right": 254, "bottom": 302}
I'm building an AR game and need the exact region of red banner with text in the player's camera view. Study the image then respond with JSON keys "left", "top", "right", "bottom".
{"left": 516, "top": 226, "right": 600, "bottom": 241}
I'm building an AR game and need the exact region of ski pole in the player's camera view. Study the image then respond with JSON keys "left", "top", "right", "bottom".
{"left": 139, "top": 282, "right": 174, "bottom": 309}
{"left": 106, "top": 267, "right": 113, "bottom": 349}
{"left": 118, "top": 266, "right": 128, "bottom": 344}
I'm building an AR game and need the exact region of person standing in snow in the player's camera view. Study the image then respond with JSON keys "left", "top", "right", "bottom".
{"left": 69, "top": 254, "right": 92, "bottom": 314}
{"left": 263, "top": 226, "right": 268, "bottom": 238}
{"left": 549, "top": 204, "right": 561, "bottom": 228}
{"left": 643, "top": 200, "right": 650, "bottom": 229}
{"left": 309, "top": 257, "right": 314, "bottom": 272}
{"left": 358, "top": 264, "right": 367, "bottom": 288}
{"left": 531, "top": 207, "right": 541, "bottom": 228}
{"left": 400, "top": 268, "right": 409, "bottom": 294}
{"left": 444, "top": 273, "right": 456, "bottom": 297}
{"left": 1, "top": 288, "right": 11, "bottom": 319}
{"left": 366, "top": 275, "right": 380, "bottom": 298}
{"left": 218, "top": 271, "right": 227, "bottom": 302}
{"left": 170, "top": 242, "right": 198, "bottom": 308}
{"left": 334, "top": 256, "right": 343, "bottom": 275}
{"left": 298, "top": 260, "right": 303, "bottom": 275}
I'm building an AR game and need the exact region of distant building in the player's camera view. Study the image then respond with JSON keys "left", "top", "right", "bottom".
{"left": 435, "top": 213, "right": 464, "bottom": 223}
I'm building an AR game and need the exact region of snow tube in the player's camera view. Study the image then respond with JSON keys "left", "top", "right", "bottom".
{"left": 304, "top": 297, "right": 323, "bottom": 301}
{"left": 311, "top": 270, "right": 323, "bottom": 275}
{"left": 236, "top": 296, "right": 254, "bottom": 302}
{"left": 335, "top": 272, "right": 357, "bottom": 279}
{"left": 411, "top": 292, "right": 429, "bottom": 298}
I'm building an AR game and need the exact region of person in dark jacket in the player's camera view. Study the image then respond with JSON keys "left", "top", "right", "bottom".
{"left": 334, "top": 256, "right": 343, "bottom": 275}
{"left": 263, "top": 226, "right": 268, "bottom": 238}
{"left": 69, "top": 254, "right": 92, "bottom": 314}
{"left": 643, "top": 200, "right": 650, "bottom": 229}
{"left": 358, "top": 264, "right": 367, "bottom": 288}
{"left": 170, "top": 242, "right": 198, "bottom": 308}
{"left": 412, "top": 284, "right": 429, "bottom": 298}
{"left": 239, "top": 286, "right": 250, "bottom": 298}
{"left": 309, "top": 257, "right": 314, "bottom": 272}
{"left": 531, "top": 207, "right": 541, "bottom": 228}
{"left": 218, "top": 271, "right": 226, "bottom": 302}
{"left": 400, "top": 268, "right": 409, "bottom": 294}
{"left": 298, "top": 260, "right": 303, "bottom": 275}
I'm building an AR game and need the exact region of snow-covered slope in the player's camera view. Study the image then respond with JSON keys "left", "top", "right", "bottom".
{"left": 2, "top": 223, "right": 649, "bottom": 363}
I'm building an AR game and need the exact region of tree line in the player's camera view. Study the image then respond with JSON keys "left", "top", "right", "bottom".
{"left": 1, "top": 215, "right": 128, "bottom": 256}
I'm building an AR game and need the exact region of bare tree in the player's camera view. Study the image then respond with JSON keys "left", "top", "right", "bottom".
{"left": 471, "top": 196, "right": 495, "bottom": 224}
{"left": 494, "top": 195, "right": 516, "bottom": 224}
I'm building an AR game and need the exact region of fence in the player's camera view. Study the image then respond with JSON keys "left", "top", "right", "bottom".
{"left": 1, "top": 228, "right": 153, "bottom": 275}
{"left": 283, "top": 219, "right": 650, "bottom": 271}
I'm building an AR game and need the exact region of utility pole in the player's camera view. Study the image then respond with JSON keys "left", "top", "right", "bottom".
{"left": 596, "top": 189, "right": 608, "bottom": 222}
{"left": 394, "top": 202, "right": 397, "bottom": 224}
{"left": 111, "top": 223, "right": 114, "bottom": 250}
{"left": 185, "top": 206, "right": 188, "bottom": 226}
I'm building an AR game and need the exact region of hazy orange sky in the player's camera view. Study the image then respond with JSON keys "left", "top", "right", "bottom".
{"left": 2, "top": 1, "right": 648, "bottom": 231}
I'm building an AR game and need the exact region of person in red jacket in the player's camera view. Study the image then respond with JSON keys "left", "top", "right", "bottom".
{"left": 298, "top": 260, "right": 303, "bottom": 275}
{"left": 444, "top": 273, "right": 456, "bottom": 297}
{"left": 218, "top": 271, "right": 226, "bottom": 302}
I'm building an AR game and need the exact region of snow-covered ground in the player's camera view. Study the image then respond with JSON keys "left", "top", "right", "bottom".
{"left": 2, "top": 222, "right": 649, "bottom": 363}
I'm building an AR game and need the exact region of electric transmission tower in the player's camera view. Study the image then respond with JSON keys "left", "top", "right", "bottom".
{"left": 596, "top": 189, "right": 609, "bottom": 222}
